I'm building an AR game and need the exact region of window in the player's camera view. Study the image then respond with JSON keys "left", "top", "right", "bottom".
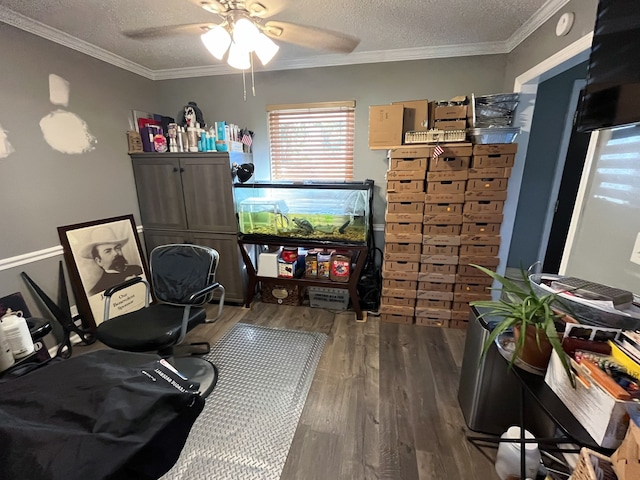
{"left": 267, "top": 101, "right": 355, "bottom": 181}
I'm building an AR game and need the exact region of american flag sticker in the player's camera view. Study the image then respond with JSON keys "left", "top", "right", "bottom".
{"left": 432, "top": 144, "right": 444, "bottom": 159}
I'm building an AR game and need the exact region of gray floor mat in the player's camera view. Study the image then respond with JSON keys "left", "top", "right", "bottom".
{"left": 163, "top": 323, "right": 327, "bottom": 480}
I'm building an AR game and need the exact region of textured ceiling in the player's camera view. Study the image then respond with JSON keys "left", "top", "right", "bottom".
{"left": 0, "top": 0, "right": 569, "bottom": 79}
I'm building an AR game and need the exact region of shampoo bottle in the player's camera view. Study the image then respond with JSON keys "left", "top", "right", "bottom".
{"left": 1, "top": 309, "right": 34, "bottom": 360}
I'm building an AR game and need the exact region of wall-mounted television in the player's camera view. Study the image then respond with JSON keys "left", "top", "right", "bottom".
{"left": 576, "top": 0, "right": 640, "bottom": 133}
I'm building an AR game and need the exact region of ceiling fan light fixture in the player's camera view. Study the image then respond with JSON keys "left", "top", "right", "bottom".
{"left": 201, "top": 25, "right": 231, "bottom": 60}
{"left": 232, "top": 17, "right": 260, "bottom": 52}
{"left": 254, "top": 33, "right": 279, "bottom": 66}
{"left": 227, "top": 41, "right": 251, "bottom": 70}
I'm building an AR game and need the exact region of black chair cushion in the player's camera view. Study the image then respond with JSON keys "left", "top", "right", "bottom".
{"left": 97, "top": 305, "right": 206, "bottom": 352}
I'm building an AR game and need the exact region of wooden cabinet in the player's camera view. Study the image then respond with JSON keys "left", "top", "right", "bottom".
{"left": 130, "top": 152, "right": 251, "bottom": 303}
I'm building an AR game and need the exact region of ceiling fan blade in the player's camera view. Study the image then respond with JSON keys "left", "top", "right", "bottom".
{"left": 123, "top": 23, "right": 217, "bottom": 39}
{"left": 263, "top": 21, "right": 360, "bottom": 53}
{"left": 186, "top": 0, "right": 228, "bottom": 15}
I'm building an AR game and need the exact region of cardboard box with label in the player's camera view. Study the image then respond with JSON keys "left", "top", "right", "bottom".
{"left": 392, "top": 99, "right": 429, "bottom": 131}
{"left": 369, "top": 104, "right": 405, "bottom": 149}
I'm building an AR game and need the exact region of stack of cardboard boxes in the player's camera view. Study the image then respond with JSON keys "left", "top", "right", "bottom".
{"left": 374, "top": 101, "right": 518, "bottom": 329}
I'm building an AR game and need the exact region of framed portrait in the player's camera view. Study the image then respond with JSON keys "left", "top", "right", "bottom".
{"left": 58, "top": 214, "right": 151, "bottom": 331}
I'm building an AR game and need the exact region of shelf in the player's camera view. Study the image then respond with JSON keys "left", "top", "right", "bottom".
{"left": 255, "top": 276, "right": 351, "bottom": 289}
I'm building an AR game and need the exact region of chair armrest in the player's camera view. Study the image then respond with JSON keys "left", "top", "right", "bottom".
{"left": 188, "top": 282, "right": 222, "bottom": 303}
{"left": 104, "top": 277, "right": 147, "bottom": 300}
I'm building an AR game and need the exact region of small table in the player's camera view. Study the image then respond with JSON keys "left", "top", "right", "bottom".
{"left": 238, "top": 236, "right": 369, "bottom": 321}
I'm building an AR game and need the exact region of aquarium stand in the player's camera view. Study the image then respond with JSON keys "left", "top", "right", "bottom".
{"left": 238, "top": 237, "right": 369, "bottom": 321}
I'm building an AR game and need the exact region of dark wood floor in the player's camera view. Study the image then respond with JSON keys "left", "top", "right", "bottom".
{"left": 74, "top": 301, "right": 499, "bottom": 479}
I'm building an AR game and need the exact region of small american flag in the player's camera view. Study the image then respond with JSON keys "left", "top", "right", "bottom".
{"left": 432, "top": 144, "right": 444, "bottom": 159}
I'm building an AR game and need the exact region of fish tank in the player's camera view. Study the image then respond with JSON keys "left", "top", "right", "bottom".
{"left": 234, "top": 180, "right": 374, "bottom": 244}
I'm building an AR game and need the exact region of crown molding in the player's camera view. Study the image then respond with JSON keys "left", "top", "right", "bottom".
{"left": 506, "top": 0, "right": 571, "bottom": 52}
{"left": 1, "top": 0, "right": 570, "bottom": 81}
{"left": 152, "top": 41, "right": 509, "bottom": 80}
{"left": 0, "top": 5, "right": 155, "bottom": 79}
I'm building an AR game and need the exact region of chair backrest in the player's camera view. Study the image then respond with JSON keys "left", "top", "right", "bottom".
{"left": 149, "top": 244, "right": 219, "bottom": 306}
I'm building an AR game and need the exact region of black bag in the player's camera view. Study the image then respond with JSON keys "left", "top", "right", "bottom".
{"left": 0, "top": 350, "right": 204, "bottom": 480}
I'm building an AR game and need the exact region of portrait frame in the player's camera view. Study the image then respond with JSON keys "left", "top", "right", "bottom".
{"left": 58, "top": 214, "right": 151, "bottom": 332}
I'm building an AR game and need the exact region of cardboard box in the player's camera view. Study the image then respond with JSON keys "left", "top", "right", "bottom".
{"left": 465, "top": 190, "right": 508, "bottom": 202}
{"left": 385, "top": 222, "right": 422, "bottom": 234}
{"left": 417, "top": 272, "right": 456, "bottom": 283}
{"left": 392, "top": 99, "right": 429, "bottom": 131}
{"left": 434, "top": 119, "right": 467, "bottom": 130}
{"left": 427, "top": 170, "right": 469, "bottom": 182}
{"left": 386, "top": 169, "right": 426, "bottom": 180}
{"left": 387, "top": 192, "right": 426, "bottom": 203}
{"left": 424, "top": 202, "right": 463, "bottom": 214}
{"left": 455, "top": 283, "right": 490, "bottom": 293}
{"left": 383, "top": 251, "right": 421, "bottom": 263}
{"left": 423, "top": 224, "right": 461, "bottom": 235}
{"left": 369, "top": 104, "right": 405, "bottom": 149}
{"left": 454, "top": 292, "right": 492, "bottom": 302}
{"left": 456, "top": 274, "right": 493, "bottom": 285}
{"left": 441, "top": 143, "right": 473, "bottom": 157}
{"left": 452, "top": 301, "right": 471, "bottom": 312}
{"left": 415, "top": 307, "right": 452, "bottom": 320}
{"left": 471, "top": 154, "right": 515, "bottom": 168}
{"left": 415, "top": 317, "right": 449, "bottom": 328}
{"left": 383, "top": 278, "right": 418, "bottom": 290}
{"left": 473, "top": 143, "right": 518, "bottom": 155}
{"left": 381, "top": 296, "right": 415, "bottom": 307}
{"left": 431, "top": 103, "right": 468, "bottom": 120}
{"left": 382, "top": 287, "right": 417, "bottom": 299}
{"left": 390, "top": 157, "right": 428, "bottom": 171}
{"left": 379, "top": 304, "right": 415, "bottom": 316}
{"left": 425, "top": 193, "right": 465, "bottom": 204}
{"left": 384, "top": 232, "right": 424, "bottom": 244}
{"left": 449, "top": 317, "right": 469, "bottom": 328}
{"left": 423, "top": 213, "right": 463, "bottom": 225}
{"left": 389, "top": 145, "right": 432, "bottom": 158}
{"left": 382, "top": 269, "right": 419, "bottom": 281}
{"left": 383, "top": 260, "right": 419, "bottom": 272}
{"left": 460, "top": 234, "right": 501, "bottom": 245}
{"left": 429, "top": 156, "right": 471, "bottom": 171}
{"left": 387, "top": 179, "right": 424, "bottom": 193}
{"left": 459, "top": 244, "right": 499, "bottom": 256}
{"left": 457, "top": 264, "right": 495, "bottom": 276}
{"left": 387, "top": 201, "right": 424, "bottom": 214}
{"left": 423, "top": 234, "right": 462, "bottom": 246}
{"left": 611, "top": 419, "right": 640, "bottom": 480}
{"left": 468, "top": 167, "right": 511, "bottom": 179}
{"left": 458, "top": 255, "right": 499, "bottom": 267}
{"left": 427, "top": 180, "right": 466, "bottom": 194}
{"left": 463, "top": 213, "right": 504, "bottom": 224}
{"left": 385, "top": 242, "right": 421, "bottom": 254}
{"left": 463, "top": 201, "right": 504, "bottom": 214}
{"left": 422, "top": 244, "right": 459, "bottom": 256}
{"left": 381, "top": 313, "right": 414, "bottom": 325}
{"left": 416, "top": 289, "right": 454, "bottom": 301}
{"left": 416, "top": 299, "right": 452, "bottom": 309}
{"left": 420, "top": 254, "right": 458, "bottom": 265}
{"left": 467, "top": 178, "right": 509, "bottom": 191}
{"left": 545, "top": 351, "right": 635, "bottom": 449}
{"left": 419, "top": 263, "right": 457, "bottom": 275}
{"left": 418, "top": 281, "right": 454, "bottom": 292}
{"left": 385, "top": 212, "right": 424, "bottom": 223}
{"left": 461, "top": 223, "right": 501, "bottom": 235}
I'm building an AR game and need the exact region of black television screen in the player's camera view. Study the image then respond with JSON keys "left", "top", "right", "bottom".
{"left": 576, "top": 0, "right": 640, "bottom": 132}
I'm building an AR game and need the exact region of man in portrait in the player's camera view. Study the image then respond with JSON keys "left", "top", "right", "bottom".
{"left": 81, "top": 227, "right": 143, "bottom": 296}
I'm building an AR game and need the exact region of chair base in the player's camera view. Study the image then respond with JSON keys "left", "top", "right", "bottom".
{"left": 171, "top": 357, "right": 218, "bottom": 398}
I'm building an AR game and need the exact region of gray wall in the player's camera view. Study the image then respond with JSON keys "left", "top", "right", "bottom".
{"left": 0, "top": 24, "right": 160, "bottom": 317}
{"left": 507, "top": 61, "right": 588, "bottom": 268}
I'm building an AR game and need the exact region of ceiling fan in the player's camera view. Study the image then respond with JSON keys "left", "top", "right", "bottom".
{"left": 123, "top": 0, "right": 360, "bottom": 69}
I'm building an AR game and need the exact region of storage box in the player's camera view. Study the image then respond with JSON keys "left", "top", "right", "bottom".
{"left": 545, "top": 351, "right": 636, "bottom": 449}
{"left": 415, "top": 317, "right": 449, "bottom": 328}
{"left": 471, "top": 154, "right": 515, "bottom": 168}
{"left": 429, "top": 156, "right": 471, "bottom": 171}
{"left": 459, "top": 244, "right": 499, "bottom": 256}
{"left": 383, "top": 260, "right": 419, "bottom": 272}
{"left": 462, "top": 213, "right": 504, "bottom": 224}
{"left": 434, "top": 119, "right": 467, "bottom": 130}
{"left": 463, "top": 201, "right": 504, "bottom": 214}
{"left": 380, "top": 313, "right": 414, "bottom": 325}
{"left": 382, "top": 269, "right": 419, "bottom": 281}
{"left": 392, "top": 99, "right": 429, "bottom": 131}
{"left": 465, "top": 190, "right": 508, "bottom": 202}
{"left": 387, "top": 201, "right": 424, "bottom": 214}
{"left": 384, "top": 232, "right": 423, "bottom": 244}
{"left": 389, "top": 158, "right": 428, "bottom": 171}
{"left": 461, "top": 222, "right": 501, "bottom": 235}
{"left": 420, "top": 254, "right": 458, "bottom": 265}
{"left": 415, "top": 307, "right": 452, "bottom": 320}
{"left": 419, "top": 263, "right": 457, "bottom": 275}
{"left": 260, "top": 280, "right": 304, "bottom": 305}
{"left": 460, "top": 234, "right": 501, "bottom": 245}
{"left": 308, "top": 286, "right": 349, "bottom": 310}
{"left": 426, "top": 180, "right": 466, "bottom": 194}
{"left": 423, "top": 224, "right": 461, "bottom": 235}
{"left": 416, "top": 289, "right": 454, "bottom": 301}
{"left": 386, "top": 169, "right": 426, "bottom": 180}
{"left": 385, "top": 212, "right": 423, "bottom": 223}
{"left": 382, "top": 287, "right": 417, "bottom": 299}
{"left": 387, "top": 192, "right": 426, "bottom": 203}
{"left": 381, "top": 295, "right": 414, "bottom": 307}
{"left": 427, "top": 170, "right": 468, "bottom": 182}
{"left": 379, "top": 304, "right": 415, "bottom": 316}
{"left": 385, "top": 222, "right": 422, "bottom": 234}
{"left": 423, "top": 234, "right": 462, "bottom": 246}
{"left": 418, "top": 281, "right": 454, "bottom": 292}
{"left": 383, "top": 251, "right": 421, "bottom": 263}
{"left": 369, "top": 104, "right": 405, "bottom": 149}
{"left": 431, "top": 103, "right": 468, "bottom": 120}
{"left": 473, "top": 143, "right": 518, "bottom": 155}
{"left": 424, "top": 203, "right": 463, "bottom": 214}
{"left": 456, "top": 274, "right": 493, "bottom": 285}
{"left": 387, "top": 179, "right": 425, "bottom": 193}
{"left": 458, "top": 255, "right": 499, "bottom": 267}
{"left": 466, "top": 178, "right": 509, "bottom": 191}
{"left": 385, "top": 242, "right": 421, "bottom": 254}
{"left": 468, "top": 167, "right": 510, "bottom": 179}
{"left": 423, "top": 213, "right": 463, "bottom": 225}
{"left": 383, "top": 278, "right": 418, "bottom": 290}
{"left": 422, "top": 244, "right": 459, "bottom": 256}
{"left": 425, "top": 193, "right": 465, "bottom": 204}
{"left": 417, "top": 272, "right": 456, "bottom": 283}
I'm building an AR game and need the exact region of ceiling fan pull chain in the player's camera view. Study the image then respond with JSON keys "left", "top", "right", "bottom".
{"left": 242, "top": 68, "right": 247, "bottom": 102}
{"left": 251, "top": 53, "right": 256, "bottom": 97}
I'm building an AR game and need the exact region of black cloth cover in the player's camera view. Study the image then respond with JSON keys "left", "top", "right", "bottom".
{"left": 0, "top": 350, "right": 204, "bottom": 480}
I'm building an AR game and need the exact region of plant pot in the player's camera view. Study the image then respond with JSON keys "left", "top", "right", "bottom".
{"left": 513, "top": 324, "right": 553, "bottom": 370}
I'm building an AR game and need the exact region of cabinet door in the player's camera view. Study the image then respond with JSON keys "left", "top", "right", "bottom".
{"left": 180, "top": 157, "right": 238, "bottom": 233}
{"left": 191, "top": 232, "right": 245, "bottom": 303}
{"left": 132, "top": 157, "right": 188, "bottom": 230}
{"left": 142, "top": 229, "right": 188, "bottom": 261}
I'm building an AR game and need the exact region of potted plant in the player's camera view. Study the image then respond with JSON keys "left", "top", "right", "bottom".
{"left": 469, "top": 264, "right": 575, "bottom": 387}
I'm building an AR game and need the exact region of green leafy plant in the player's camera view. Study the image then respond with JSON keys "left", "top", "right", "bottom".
{"left": 469, "top": 264, "right": 575, "bottom": 387}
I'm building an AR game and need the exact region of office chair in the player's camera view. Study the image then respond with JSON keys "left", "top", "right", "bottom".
{"left": 96, "top": 244, "right": 225, "bottom": 397}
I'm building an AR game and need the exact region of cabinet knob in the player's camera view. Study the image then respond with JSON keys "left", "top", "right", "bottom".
{"left": 180, "top": 167, "right": 185, "bottom": 173}
{"left": 173, "top": 167, "right": 178, "bottom": 172}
